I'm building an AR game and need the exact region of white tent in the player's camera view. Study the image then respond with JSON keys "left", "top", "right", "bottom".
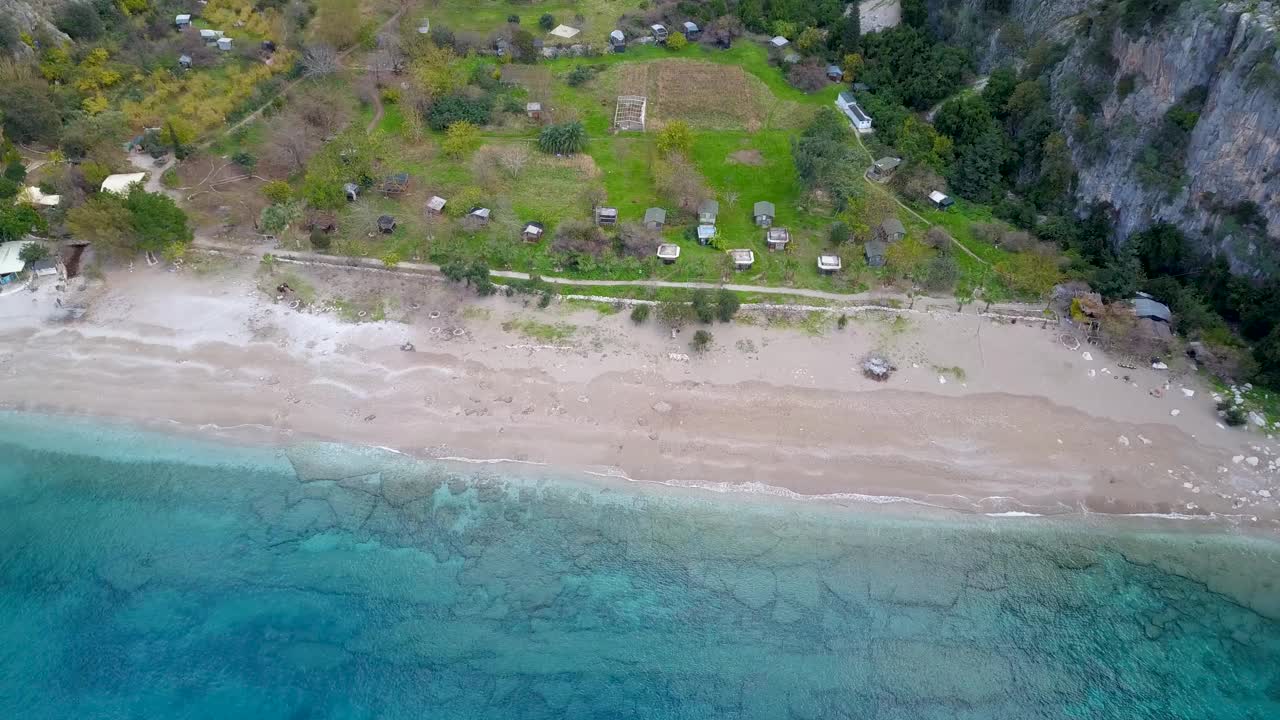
{"left": 100, "top": 173, "right": 147, "bottom": 195}
{"left": 549, "top": 25, "right": 580, "bottom": 39}
{"left": 18, "top": 186, "right": 61, "bottom": 207}
{"left": 0, "top": 241, "right": 35, "bottom": 276}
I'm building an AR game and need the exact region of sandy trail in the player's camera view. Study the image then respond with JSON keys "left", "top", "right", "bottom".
{"left": 2, "top": 257, "right": 1278, "bottom": 530}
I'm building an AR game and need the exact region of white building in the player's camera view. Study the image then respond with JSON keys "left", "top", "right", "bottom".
{"left": 100, "top": 173, "right": 147, "bottom": 195}
{"left": 835, "top": 91, "right": 873, "bottom": 132}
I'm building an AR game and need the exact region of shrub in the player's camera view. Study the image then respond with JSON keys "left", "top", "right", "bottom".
{"left": 920, "top": 255, "right": 959, "bottom": 292}
{"left": 657, "top": 300, "right": 693, "bottom": 327}
{"left": 837, "top": 314, "right": 849, "bottom": 329}
{"left": 691, "top": 289, "right": 715, "bottom": 323}
{"left": 566, "top": 65, "right": 596, "bottom": 87}
{"left": 3, "top": 161, "right": 26, "bottom": 183}
{"left": 262, "top": 180, "right": 293, "bottom": 203}
{"left": 656, "top": 121, "right": 693, "bottom": 157}
{"left": 442, "top": 121, "right": 481, "bottom": 158}
{"left": 309, "top": 229, "right": 331, "bottom": 251}
{"left": 787, "top": 60, "right": 829, "bottom": 92}
{"left": 715, "top": 289, "right": 740, "bottom": 322}
{"left": 537, "top": 121, "right": 587, "bottom": 155}
{"left": 690, "top": 329, "right": 713, "bottom": 352}
{"left": 19, "top": 242, "right": 50, "bottom": 264}
{"left": 381, "top": 88, "right": 401, "bottom": 104}
{"left": 829, "top": 221, "right": 851, "bottom": 244}
{"left": 232, "top": 151, "right": 257, "bottom": 170}
{"left": 507, "top": 14, "right": 520, "bottom": 24}
{"left": 667, "top": 32, "right": 687, "bottom": 51}
{"left": 427, "top": 94, "right": 492, "bottom": 131}
{"left": 630, "top": 304, "right": 651, "bottom": 324}
{"left": 539, "top": 14, "right": 555, "bottom": 30}
{"left": 925, "top": 226, "right": 953, "bottom": 254}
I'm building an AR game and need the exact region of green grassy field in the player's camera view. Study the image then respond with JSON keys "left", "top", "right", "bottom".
{"left": 420, "top": 1, "right": 634, "bottom": 45}
{"left": 277, "top": 31, "right": 1035, "bottom": 301}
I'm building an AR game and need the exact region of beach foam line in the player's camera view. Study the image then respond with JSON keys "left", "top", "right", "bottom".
{"left": 643, "top": 478, "right": 955, "bottom": 509}
{"left": 433, "top": 455, "right": 549, "bottom": 467}
{"left": 985, "top": 511, "right": 1045, "bottom": 517}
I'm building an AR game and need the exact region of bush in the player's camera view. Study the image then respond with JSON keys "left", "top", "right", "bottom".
{"left": 787, "top": 60, "right": 829, "bottom": 92}
{"left": 829, "top": 221, "right": 851, "bottom": 244}
{"left": 691, "top": 289, "right": 715, "bottom": 323}
{"left": 56, "top": 2, "right": 104, "bottom": 41}
{"left": 690, "top": 329, "right": 713, "bottom": 352}
{"left": 630, "top": 304, "right": 651, "bottom": 324}
{"left": 667, "top": 32, "right": 688, "bottom": 51}
{"left": 310, "top": 229, "right": 331, "bottom": 251}
{"left": 19, "top": 242, "right": 50, "bottom": 264}
{"left": 507, "top": 14, "right": 520, "bottom": 24}
{"left": 656, "top": 121, "right": 693, "bottom": 157}
{"left": 232, "top": 151, "right": 257, "bottom": 170}
{"left": 920, "top": 255, "right": 959, "bottom": 292}
{"left": 715, "top": 288, "right": 740, "bottom": 322}
{"left": 537, "top": 121, "right": 587, "bottom": 155}
{"left": 3, "top": 161, "right": 26, "bottom": 183}
{"left": 657, "top": 300, "right": 693, "bottom": 327}
{"left": 566, "top": 65, "right": 597, "bottom": 87}
{"left": 262, "top": 180, "right": 293, "bottom": 203}
{"left": 924, "top": 226, "right": 953, "bottom": 254}
{"left": 837, "top": 314, "right": 849, "bottom": 329}
{"left": 539, "top": 14, "right": 556, "bottom": 30}
{"left": 427, "top": 94, "right": 492, "bottom": 131}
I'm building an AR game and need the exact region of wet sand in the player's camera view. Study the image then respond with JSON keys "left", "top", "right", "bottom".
{"left": 1, "top": 255, "right": 1278, "bottom": 529}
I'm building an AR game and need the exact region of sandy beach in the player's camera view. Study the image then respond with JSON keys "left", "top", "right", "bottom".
{"left": 2, "top": 253, "right": 1278, "bottom": 529}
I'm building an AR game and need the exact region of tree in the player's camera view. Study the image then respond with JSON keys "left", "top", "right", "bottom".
{"left": 259, "top": 204, "right": 299, "bottom": 235}
{"left": 833, "top": 12, "right": 861, "bottom": 55}
{"left": 537, "top": 122, "right": 586, "bottom": 155}
{"left": 0, "top": 81, "right": 62, "bottom": 145}
{"left": 787, "top": 60, "right": 829, "bottom": 92}
{"left": 262, "top": 181, "right": 293, "bottom": 204}
{"left": 715, "top": 289, "right": 740, "bottom": 322}
{"left": 996, "top": 251, "right": 1062, "bottom": 300}
{"left": 1032, "top": 132, "right": 1074, "bottom": 209}
{"left": 656, "top": 121, "right": 693, "bottom": 157}
{"left": 921, "top": 254, "right": 959, "bottom": 291}
{"left": 796, "top": 27, "right": 822, "bottom": 53}
{"left": 412, "top": 44, "right": 465, "bottom": 98}
{"left": 125, "top": 187, "right": 192, "bottom": 253}
{"left": 301, "top": 44, "right": 340, "bottom": 78}
{"left": 703, "top": 15, "right": 744, "bottom": 47}
{"left": 442, "top": 121, "right": 481, "bottom": 158}
{"left": 667, "top": 32, "right": 688, "bottom": 51}
{"left": 842, "top": 53, "right": 864, "bottom": 82}
{"left": 67, "top": 195, "right": 134, "bottom": 257}
{"left": 654, "top": 155, "right": 711, "bottom": 211}
{"left": 902, "top": 0, "right": 928, "bottom": 28}
{"left": 630, "top": 304, "right": 651, "bottom": 324}
{"left": 0, "top": 206, "right": 45, "bottom": 242}
{"left": 690, "top": 329, "right": 714, "bottom": 352}
{"left": 539, "top": 14, "right": 556, "bottom": 31}
{"left": 56, "top": 2, "right": 105, "bottom": 41}
{"left": 691, "top": 289, "right": 715, "bottom": 323}
{"left": 1132, "top": 223, "right": 1189, "bottom": 278}
{"left": 886, "top": 236, "right": 931, "bottom": 283}
{"left": 19, "top": 242, "right": 51, "bottom": 264}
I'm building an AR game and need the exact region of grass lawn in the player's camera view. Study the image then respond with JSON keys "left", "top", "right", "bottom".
{"left": 282, "top": 36, "right": 1044, "bottom": 301}
{"left": 422, "top": 0, "right": 633, "bottom": 44}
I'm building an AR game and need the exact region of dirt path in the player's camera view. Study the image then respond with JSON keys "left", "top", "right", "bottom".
{"left": 366, "top": 90, "right": 385, "bottom": 134}
{"left": 192, "top": 238, "right": 1044, "bottom": 314}
{"left": 848, "top": 129, "right": 991, "bottom": 268}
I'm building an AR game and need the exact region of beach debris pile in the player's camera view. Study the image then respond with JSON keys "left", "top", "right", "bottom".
{"left": 861, "top": 354, "right": 896, "bottom": 382}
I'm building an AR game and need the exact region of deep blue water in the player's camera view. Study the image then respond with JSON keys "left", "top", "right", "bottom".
{"left": 1, "top": 414, "right": 1279, "bottom": 719}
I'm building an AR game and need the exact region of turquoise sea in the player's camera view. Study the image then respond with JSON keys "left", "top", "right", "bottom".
{"left": 1, "top": 413, "right": 1278, "bottom": 719}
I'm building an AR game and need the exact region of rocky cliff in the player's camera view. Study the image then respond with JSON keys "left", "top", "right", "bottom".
{"left": 0, "top": 0, "right": 70, "bottom": 51}
{"left": 931, "top": 0, "right": 1280, "bottom": 275}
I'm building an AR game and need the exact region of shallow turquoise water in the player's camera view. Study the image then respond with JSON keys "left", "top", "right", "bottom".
{"left": 1, "top": 414, "right": 1278, "bottom": 719}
